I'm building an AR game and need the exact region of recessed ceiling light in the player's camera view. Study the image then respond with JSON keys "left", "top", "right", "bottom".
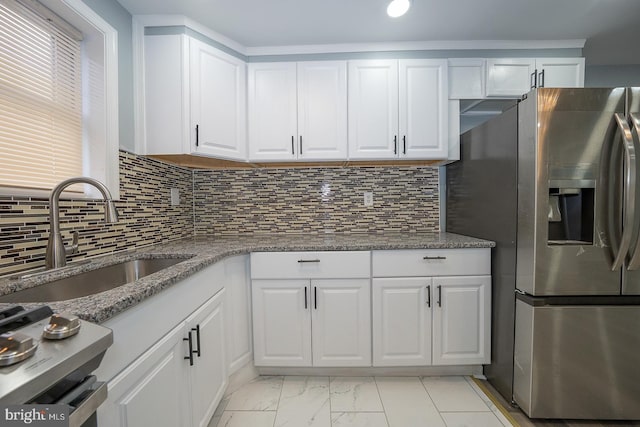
{"left": 387, "top": 0, "right": 411, "bottom": 18}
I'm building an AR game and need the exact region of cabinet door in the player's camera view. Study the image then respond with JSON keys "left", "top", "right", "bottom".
{"left": 348, "top": 60, "right": 399, "bottom": 159}
{"left": 248, "top": 62, "right": 298, "bottom": 160}
{"left": 190, "top": 38, "right": 246, "bottom": 160}
{"left": 432, "top": 276, "right": 491, "bottom": 365}
{"left": 311, "top": 279, "right": 371, "bottom": 367}
{"left": 186, "top": 290, "right": 227, "bottom": 427}
{"left": 224, "top": 255, "right": 252, "bottom": 374}
{"left": 372, "top": 278, "right": 432, "bottom": 366}
{"left": 99, "top": 323, "right": 188, "bottom": 427}
{"left": 486, "top": 58, "right": 536, "bottom": 97}
{"left": 297, "top": 61, "right": 348, "bottom": 160}
{"left": 252, "top": 279, "right": 312, "bottom": 366}
{"left": 536, "top": 57, "right": 585, "bottom": 88}
{"left": 144, "top": 34, "right": 188, "bottom": 155}
{"left": 399, "top": 59, "right": 448, "bottom": 159}
{"left": 448, "top": 58, "right": 485, "bottom": 99}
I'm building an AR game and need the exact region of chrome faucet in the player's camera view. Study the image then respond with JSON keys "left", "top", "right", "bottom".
{"left": 46, "top": 177, "right": 119, "bottom": 269}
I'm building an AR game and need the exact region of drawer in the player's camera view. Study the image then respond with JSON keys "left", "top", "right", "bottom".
{"left": 250, "top": 251, "right": 370, "bottom": 279}
{"left": 372, "top": 248, "right": 490, "bottom": 277}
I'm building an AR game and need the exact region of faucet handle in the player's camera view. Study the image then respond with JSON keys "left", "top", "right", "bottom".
{"left": 64, "top": 231, "right": 79, "bottom": 256}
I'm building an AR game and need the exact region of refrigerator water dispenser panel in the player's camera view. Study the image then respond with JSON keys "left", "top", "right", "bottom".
{"left": 548, "top": 186, "right": 595, "bottom": 245}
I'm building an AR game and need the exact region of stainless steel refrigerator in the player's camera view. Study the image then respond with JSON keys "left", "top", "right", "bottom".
{"left": 446, "top": 87, "right": 640, "bottom": 419}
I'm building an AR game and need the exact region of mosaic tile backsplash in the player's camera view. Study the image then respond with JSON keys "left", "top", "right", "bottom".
{"left": 1, "top": 151, "right": 441, "bottom": 275}
{"left": 0, "top": 151, "right": 193, "bottom": 276}
{"left": 193, "top": 167, "right": 440, "bottom": 235}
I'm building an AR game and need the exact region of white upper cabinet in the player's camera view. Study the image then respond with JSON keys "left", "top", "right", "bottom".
{"left": 248, "top": 62, "right": 298, "bottom": 160}
{"left": 144, "top": 34, "right": 246, "bottom": 160}
{"left": 486, "top": 57, "right": 585, "bottom": 97}
{"left": 248, "top": 61, "right": 347, "bottom": 161}
{"left": 448, "top": 58, "right": 486, "bottom": 99}
{"left": 348, "top": 60, "right": 399, "bottom": 159}
{"left": 297, "top": 62, "right": 348, "bottom": 160}
{"left": 486, "top": 58, "right": 536, "bottom": 97}
{"left": 534, "top": 57, "right": 585, "bottom": 88}
{"left": 348, "top": 59, "right": 448, "bottom": 160}
{"left": 189, "top": 38, "right": 247, "bottom": 159}
{"left": 399, "top": 59, "right": 449, "bottom": 159}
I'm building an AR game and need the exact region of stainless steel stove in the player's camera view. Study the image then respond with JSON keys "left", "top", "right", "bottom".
{"left": 0, "top": 305, "right": 113, "bottom": 426}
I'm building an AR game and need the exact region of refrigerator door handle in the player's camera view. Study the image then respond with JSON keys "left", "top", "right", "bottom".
{"left": 610, "top": 113, "right": 637, "bottom": 271}
{"left": 625, "top": 112, "right": 640, "bottom": 270}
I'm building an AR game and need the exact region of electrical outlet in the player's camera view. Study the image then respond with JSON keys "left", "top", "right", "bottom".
{"left": 364, "top": 192, "right": 374, "bottom": 207}
{"left": 170, "top": 188, "right": 180, "bottom": 206}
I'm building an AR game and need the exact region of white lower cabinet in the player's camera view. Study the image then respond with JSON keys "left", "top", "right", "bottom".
{"left": 372, "top": 249, "right": 491, "bottom": 367}
{"left": 432, "top": 276, "right": 491, "bottom": 365}
{"left": 372, "top": 278, "right": 432, "bottom": 366}
{"left": 223, "top": 255, "right": 252, "bottom": 374}
{"left": 102, "top": 290, "right": 227, "bottom": 427}
{"left": 252, "top": 279, "right": 312, "bottom": 366}
{"left": 187, "top": 290, "right": 227, "bottom": 427}
{"left": 252, "top": 278, "right": 371, "bottom": 367}
{"left": 373, "top": 276, "right": 490, "bottom": 366}
{"left": 312, "top": 279, "right": 371, "bottom": 366}
{"left": 100, "top": 323, "right": 188, "bottom": 427}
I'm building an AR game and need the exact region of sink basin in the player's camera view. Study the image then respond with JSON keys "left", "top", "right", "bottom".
{"left": 0, "top": 258, "right": 191, "bottom": 303}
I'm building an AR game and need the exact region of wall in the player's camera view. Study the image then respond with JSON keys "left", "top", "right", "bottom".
{"left": 194, "top": 167, "right": 440, "bottom": 235}
{"left": 585, "top": 65, "right": 640, "bottom": 87}
{"left": 0, "top": 152, "right": 193, "bottom": 276}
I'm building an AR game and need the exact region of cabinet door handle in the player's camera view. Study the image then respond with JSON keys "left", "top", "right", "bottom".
{"left": 393, "top": 135, "right": 397, "bottom": 154}
{"left": 299, "top": 135, "right": 303, "bottom": 155}
{"left": 530, "top": 69, "right": 537, "bottom": 89}
{"left": 304, "top": 286, "right": 308, "bottom": 309}
{"left": 423, "top": 256, "right": 446, "bottom": 260}
{"left": 192, "top": 325, "right": 201, "bottom": 358}
{"left": 426, "top": 285, "right": 431, "bottom": 307}
{"left": 183, "top": 331, "right": 194, "bottom": 366}
{"left": 403, "top": 135, "right": 406, "bottom": 154}
{"left": 291, "top": 136, "right": 295, "bottom": 155}
{"left": 437, "top": 285, "right": 442, "bottom": 307}
{"left": 538, "top": 69, "right": 545, "bottom": 88}
{"left": 298, "top": 259, "right": 320, "bottom": 263}
{"left": 314, "top": 286, "right": 318, "bottom": 310}
{"left": 195, "top": 124, "right": 199, "bottom": 147}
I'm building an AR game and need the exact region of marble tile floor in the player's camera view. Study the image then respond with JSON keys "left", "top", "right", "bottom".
{"left": 208, "top": 375, "right": 513, "bottom": 427}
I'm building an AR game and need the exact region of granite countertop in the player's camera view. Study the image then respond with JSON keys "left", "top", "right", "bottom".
{"left": 0, "top": 232, "right": 494, "bottom": 324}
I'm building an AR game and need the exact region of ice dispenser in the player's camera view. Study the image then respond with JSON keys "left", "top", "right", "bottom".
{"left": 548, "top": 182, "right": 595, "bottom": 245}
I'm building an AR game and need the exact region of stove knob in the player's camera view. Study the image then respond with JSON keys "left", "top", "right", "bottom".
{"left": 0, "top": 331, "right": 38, "bottom": 366}
{"left": 43, "top": 313, "right": 81, "bottom": 340}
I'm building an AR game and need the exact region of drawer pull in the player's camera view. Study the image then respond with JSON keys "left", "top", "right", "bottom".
{"left": 423, "top": 256, "right": 446, "bottom": 260}
{"left": 298, "top": 259, "right": 321, "bottom": 263}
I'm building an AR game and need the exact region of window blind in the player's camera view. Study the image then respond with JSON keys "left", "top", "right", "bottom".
{"left": 0, "top": 0, "right": 83, "bottom": 193}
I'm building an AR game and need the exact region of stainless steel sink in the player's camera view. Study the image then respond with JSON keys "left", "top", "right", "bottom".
{"left": 0, "top": 258, "right": 191, "bottom": 303}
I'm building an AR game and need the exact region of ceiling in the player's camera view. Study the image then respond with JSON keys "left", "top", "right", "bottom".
{"left": 115, "top": 0, "right": 640, "bottom": 65}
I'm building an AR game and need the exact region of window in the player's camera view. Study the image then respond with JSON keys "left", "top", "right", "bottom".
{"left": 0, "top": 0, "right": 84, "bottom": 193}
{"left": 0, "top": 0, "right": 119, "bottom": 198}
